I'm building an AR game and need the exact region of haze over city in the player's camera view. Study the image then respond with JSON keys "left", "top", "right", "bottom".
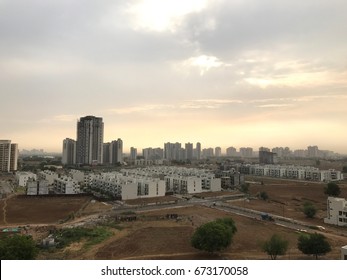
{"left": 1, "top": 0, "right": 347, "bottom": 153}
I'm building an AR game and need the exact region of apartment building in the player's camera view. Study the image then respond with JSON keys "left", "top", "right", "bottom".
{"left": 15, "top": 171, "right": 37, "bottom": 187}
{"left": 324, "top": 197, "right": 347, "bottom": 226}
{"left": 165, "top": 175, "right": 202, "bottom": 194}
{"left": 226, "top": 147, "right": 237, "bottom": 157}
{"left": 54, "top": 176, "right": 80, "bottom": 194}
{"left": 62, "top": 138, "right": 76, "bottom": 165}
{"left": 238, "top": 164, "right": 343, "bottom": 182}
{"left": 26, "top": 179, "right": 49, "bottom": 195}
{"left": 76, "top": 116, "right": 104, "bottom": 165}
{"left": 0, "top": 140, "right": 18, "bottom": 172}
{"left": 88, "top": 172, "right": 165, "bottom": 200}
{"left": 37, "top": 170, "right": 59, "bottom": 185}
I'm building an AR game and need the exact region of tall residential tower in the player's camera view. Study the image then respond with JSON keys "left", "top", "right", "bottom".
{"left": 62, "top": 138, "right": 76, "bottom": 165}
{"left": 76, "top": 116, "right": 104, "bottom": 165}
{"left": 0, "top": 140, "right": 18, "bottom": 172}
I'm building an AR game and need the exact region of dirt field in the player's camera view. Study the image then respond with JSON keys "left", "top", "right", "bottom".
{"left": 230, "top": 177, "right": 347, "bottom": 225}
{"left": 90, "top": 205, "right": 346, "bottom": 260}
{"left": 0, "top": 195, "right": 91, "bottom": 225}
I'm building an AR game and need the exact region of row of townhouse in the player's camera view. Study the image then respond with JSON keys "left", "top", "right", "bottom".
{"left": 89, "top": 172, "right": 165, "bottom": 200}
{"left": 53, "top": 176, "right": 80, "bottom": 194}
{"left": 238, "top": 164, "right": 343, "bottom": 181}
{"left": 121, "top": 166, "right": 221, "bottom": 194}
{"left": 17, "top": 170, "right": 81, "bottom": 195}
{"left": 83, "top": 166, "right": 221, "bottom": 199}
{"left": 19, "top": 167, "right": 221, "bottom": 199}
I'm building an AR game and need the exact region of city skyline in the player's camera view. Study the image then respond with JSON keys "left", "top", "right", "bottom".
{"left": 1, "top": 1, "right": 347, "bottom": 153}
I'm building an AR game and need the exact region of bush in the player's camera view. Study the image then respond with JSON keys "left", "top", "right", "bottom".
{"left": 55, "top": 227, "right": 112, "bottom": 248}
{"left": 303, "top": 202, "right": 316, "bottom": 218}
{"left": 0, "top": 235, "right": 38, "bottom": 260}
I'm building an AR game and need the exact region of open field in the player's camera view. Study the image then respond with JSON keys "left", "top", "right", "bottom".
{"left": 0, "top": 195, "right": 91, "bottom": 225}
{"left": 87, "top": 205, "right": 346, "bottom": 260}
{"left": 231, "top": 177, "right": 347, "bottom": 224}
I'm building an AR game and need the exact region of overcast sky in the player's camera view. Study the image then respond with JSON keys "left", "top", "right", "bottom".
{"left": 1, "top": 0, "right": 346, "bottom": 153}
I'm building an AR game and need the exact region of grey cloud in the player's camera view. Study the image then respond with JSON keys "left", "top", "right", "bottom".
{"left": 0, "top": 0, "right": 192, "bottom": 64}
{"left": 181, "top": 0, "right": 347, "bottom": 56}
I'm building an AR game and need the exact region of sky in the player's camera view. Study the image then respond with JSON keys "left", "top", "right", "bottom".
{"left": 1, "top": 0, "right": 347, "bottom": 154}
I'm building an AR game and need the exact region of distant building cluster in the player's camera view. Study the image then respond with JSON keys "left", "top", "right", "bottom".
{"left": 236, "top": 164, "right": 343, "bottom": 182}
{"left": 0, "top": 140, "right": 18, "bottom": 172}
{"left": 60, "top": 116, "right": 344, "bottom": 168}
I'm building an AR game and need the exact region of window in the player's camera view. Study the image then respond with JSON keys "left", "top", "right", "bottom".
{"left": 339, "top": 211, "right": 342, "bottom": 215}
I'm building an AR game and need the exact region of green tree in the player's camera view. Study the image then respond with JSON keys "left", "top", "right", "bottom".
{"left": 297, "top": 233, "right": 331, "bottom": 259}
{"left": 303, "top": 202, "right": 317, "bottom": 218}
{"left": 324, "top": 182, "right": 341, "bottom": 197}
{"left": 0, "top": 235, "right": 38, "bottom": 260}
{"left": 259, "top": 191, "right": 269, "bottom": 201}
{"left": 240, "top": 183, "right": 250, "bottom": 194}
{"left": 262, "top": 234, "right": 289, "bottom": 260}
{"left": 191, "top": 218, "right": 237, "bottom": 253}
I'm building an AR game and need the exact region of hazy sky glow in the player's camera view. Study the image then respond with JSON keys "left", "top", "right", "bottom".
{"left": 1, "top": 0, "right": 347, "bottom": 153}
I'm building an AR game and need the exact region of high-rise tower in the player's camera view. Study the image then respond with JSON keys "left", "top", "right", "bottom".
{"left": 76, "top": 116, "right": 104, "bottom": 165}
{"left": 0, "top": 140, "right": 18, "bottom": 172}
{"left": 62, "top": 138, "right": 76, "bottom": 165}
{"left": 111, "top": 138, "right": 123, "bottom": 164}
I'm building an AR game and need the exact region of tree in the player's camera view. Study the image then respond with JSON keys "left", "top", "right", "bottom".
{"left": 324, "top": 182, "right": 341, "bottom": 197}
{"left": 191, "top": 218, "right": 237, "bottom": 253}
{"left": 0, "top": 234, "right": 38, "bottom": 260}
{"left": 259, "top": 191, "right": 269, "bottom": 201}
{"left": 297, "top": 233, "right": 331, "bottom": 259}
{"left": 262, "top": 234, "right": 289, "bottom": 260}
{"left": 240, "top": 183, "right": 250, "bottom": 194}
{"left": 303, "top": 202, "right": 317, "bottom": 218}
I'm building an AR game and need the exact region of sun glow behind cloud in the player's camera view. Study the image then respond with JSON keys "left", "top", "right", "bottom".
{"left": 126, "top": 0, "right": 209, "bottom": 32}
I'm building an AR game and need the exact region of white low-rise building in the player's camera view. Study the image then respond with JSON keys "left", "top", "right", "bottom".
{"left": 38, "top": 170, "right": 59, "bottom": 185}
{"left": 165, "top": 176, "right": 202, "bottom": 194}
{"left": 87, "top": 167, "right": 221, "bottom": 199}
{"left": 54, "top": 176, "right": 80, "bottom": 194}
{"left": 324, "top": 197, "right": 347, "bottom": 226}
{"left": 26, "top": 179, "right": 49, "bottom": 195}
{"left": 89, "top": 172, "right": 165, "bottom": 200}
{"left": 242, "top": 164, "right": 343, "bottom": 182}
{"left": 69, "top": 169, "right": 86, "bottom": 184}
{"left": 27, "top": 179, "right": 38, "bottom": 195}
{"left": 15, "top": 172, "right": 37, "bottom": 187}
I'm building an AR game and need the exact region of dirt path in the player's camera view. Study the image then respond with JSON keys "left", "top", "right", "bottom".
{"left": 120, "top": 252, "right": 199, "bottom": 260}
{"left": 2, "top": 197, "right": 8, "bottom": 224}
{"left": 1, "top": 194, "right": 15, "bottom": 225}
